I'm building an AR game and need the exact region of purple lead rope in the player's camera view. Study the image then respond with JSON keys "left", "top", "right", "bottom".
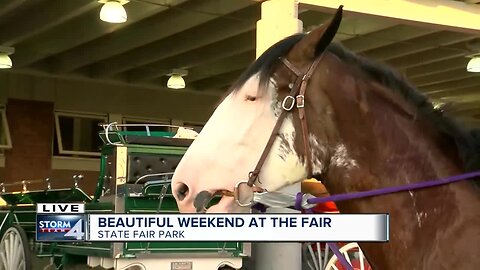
{"left": 298, "top": 170, "right": 480, "bottom": 206}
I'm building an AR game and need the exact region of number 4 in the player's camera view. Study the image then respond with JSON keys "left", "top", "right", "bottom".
{"left": 64, "top": 220, "right": 85, "bottom": 240}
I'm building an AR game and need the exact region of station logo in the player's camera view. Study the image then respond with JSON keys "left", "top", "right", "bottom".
{"left": 36, "top": 203, "right": 86, "bottom": 242}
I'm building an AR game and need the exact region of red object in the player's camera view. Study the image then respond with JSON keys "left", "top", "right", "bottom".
{"left": 311, "top": 201, "right": 338, "bottom": 213}
{"left": 336, "top": 259, "right": 372, "bottom": 270}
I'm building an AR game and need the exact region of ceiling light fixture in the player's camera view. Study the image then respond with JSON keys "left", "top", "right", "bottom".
{"left": 467, "top": 55, "right": 480, "bottom": 73}
{"left": 167, "top": 69, "right": 188, "bottom": 89}
{"left": 0, "top": 46, "right": 14, "bottom": 69}
{"left": 99, "top": 0, "right": 129, "bottom": 24}
{"left": 432, "top": 101, "right": 445, "bottom": 111}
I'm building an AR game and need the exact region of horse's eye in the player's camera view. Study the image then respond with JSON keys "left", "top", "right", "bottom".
{"left": 246, "top": 95, "right": 256, "bottom": 101}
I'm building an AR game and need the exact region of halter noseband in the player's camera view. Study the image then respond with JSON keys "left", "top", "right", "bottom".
{"left": 246, "top": 53, "right": 325, "bottom": 187}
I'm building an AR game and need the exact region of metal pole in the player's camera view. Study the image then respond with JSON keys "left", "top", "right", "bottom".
{"left": 253, "top": 182, "right": 302, "bottom": 270}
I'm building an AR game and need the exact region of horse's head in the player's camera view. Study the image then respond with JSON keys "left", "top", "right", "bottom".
{"left": 172, "top": 7, "right": 344, "bottom": 213}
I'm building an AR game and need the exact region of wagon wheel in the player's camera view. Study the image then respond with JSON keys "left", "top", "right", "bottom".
{"left": 303, "top": 242, "right": 328, "bottom": 270}
{"left": 324, "top": 242, "right": 371, "bottom": 270}
{"left": 0, "top": 225, "right": 32, "bottom": 270}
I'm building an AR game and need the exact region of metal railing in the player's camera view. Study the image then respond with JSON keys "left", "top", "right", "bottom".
{"left": 99, "top": 122, "right": 196, "bottom": 145}
{"left": 0, "top": 175, "right": 84, "bottom": 193}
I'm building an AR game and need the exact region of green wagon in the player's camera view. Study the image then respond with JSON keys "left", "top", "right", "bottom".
{"left": 0, "top": 123, "right": 248, "bottom": 270}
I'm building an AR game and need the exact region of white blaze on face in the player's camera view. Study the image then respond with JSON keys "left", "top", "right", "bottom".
{"left": 172, "top": 74, "right": 310, "bottom": 213}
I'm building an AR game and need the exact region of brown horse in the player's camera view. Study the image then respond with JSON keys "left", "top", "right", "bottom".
{"left": 171, "top": 7, "right": 480, "bottom": 269}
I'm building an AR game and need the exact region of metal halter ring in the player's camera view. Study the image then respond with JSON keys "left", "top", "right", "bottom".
{"left": 234, "top": 181, "right": 255, "bottom": 207}
{"left": 281, "top": 95, "right": 295, "bottom": 111}
{"left": 296, "top": 95, "right": 305, "bottom": 108}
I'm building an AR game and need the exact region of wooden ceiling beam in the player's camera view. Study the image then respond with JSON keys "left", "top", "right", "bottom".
{"left": 129, "top": 14, "right": 419, "bottom": 83}
{"left": 112, "top": 11, "right": 420, "bottom": 84}
{"left": 343, "top": 25, "right": 438, "bottom": 53}
{"left": 92, "top": 6, "right": 330, "bottom": 80}
{"left": 421, "top": 77, "right": 480, "bottom": 93}
{"left": 181, "top": 51, "right": 254, "bottom": 83}
{"left": 332, "top": 16, "right": 398, "bottom": 45}
{"left": 0, "top": 0, "right": 26, "bottom": 18}
{"left": 386, "top": 39, "right": 474, "bottom": 69}
{"left": 11, "top": 0, "right": 174, "bottom": 67}
{"left": 404, "top": 57, "right": 469, "bottom": 78}
{"left": 442, "top": 101, "right": 480, "bottom": 114}
{"left": 363, "top": 31, "right": 474, "bottom": 61}
{"left": 435, "top": 92, "right": 480, "bottom": 104}
{"left": 412, "top": 67, "right": 475, "bottom": 86}
{"left": 188, "top": 69, "right": 244, "bottom": 91}
{"left": 0, "top": 0, "right": 97, "bottom": 46}
{"left": 426, "top": 85, "right": 480, "bottom": 99}
{"left": 114, "top": 9, "right": 338, "bottom": 82}
{"left": 92, "top": 5, "right": 259, "bottom": 78}
{"left": 127, "top": 32, "right": 255, "bottom": 82}
{"left": 49, "top": 0, "right": 255, "bottom": 74}
{"left": 299, "top": 0, "right": 480, "bottom": 34}
{"left": 92, "top": 10, "right": 389, "bottom": 78}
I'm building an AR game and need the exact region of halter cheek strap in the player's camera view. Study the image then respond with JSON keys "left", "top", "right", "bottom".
{"left": 247, "top": 54, "right": 325, "bottom": 187}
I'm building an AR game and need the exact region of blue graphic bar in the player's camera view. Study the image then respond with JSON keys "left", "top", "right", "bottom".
{"left": 36, "top": 214, "right": 87, "bottom": 242}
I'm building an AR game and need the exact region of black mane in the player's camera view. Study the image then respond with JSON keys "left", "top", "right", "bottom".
{"left": 229, "top": 33, "right": 480, "bottom": 186}
{"left": 230, "top": 33, "right": 305, "bottom": 92}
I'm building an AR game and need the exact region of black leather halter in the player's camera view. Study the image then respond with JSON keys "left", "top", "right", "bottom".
{"left": 246, "top": 53, "right": 325, "bottom": 187}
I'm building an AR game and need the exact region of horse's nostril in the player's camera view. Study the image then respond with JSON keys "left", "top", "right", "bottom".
{"left": 175, "top": 183, "right": 189, "bottom": 201}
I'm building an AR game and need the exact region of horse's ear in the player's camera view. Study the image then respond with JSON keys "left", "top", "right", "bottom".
{"left": 288, "top": 5, "right": 343, "bottom": 61}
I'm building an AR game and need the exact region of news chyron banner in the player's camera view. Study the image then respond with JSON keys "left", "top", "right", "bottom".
{"left": 36, "top": 203, "right": 389, "bottom": 242}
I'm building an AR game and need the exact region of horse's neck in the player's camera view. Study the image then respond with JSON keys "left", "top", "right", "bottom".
{"left": 324, "top": 135, "right": 479, "bottom": 269}
{"left": 324, "top": 117, "right": 476, "bottom": 209}
{"left": 316, "top": 72, "right": 479, "bottom": 268}
{"left": 317, "top": 68, "right": 471, "bottom": 203}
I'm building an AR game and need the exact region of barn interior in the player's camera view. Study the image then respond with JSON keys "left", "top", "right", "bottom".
{"left": 0, "top": 0, "right": 479, "bottom": 193}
